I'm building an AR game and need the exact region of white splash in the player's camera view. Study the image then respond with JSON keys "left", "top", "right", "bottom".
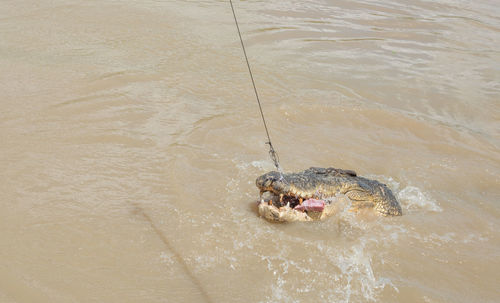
{"left": 235, "top": 160, "right": 275, "bottom": 171}
{"left": 397, "top": 186, "right": 442, "bottom": 213}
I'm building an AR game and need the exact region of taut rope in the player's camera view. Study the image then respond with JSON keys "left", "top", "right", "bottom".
{"left": 229, "top": 0, "right": 283, "bottom": 173}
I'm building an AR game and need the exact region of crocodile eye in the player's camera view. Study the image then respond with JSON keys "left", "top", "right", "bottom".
{"left": 256, "top": 172, "right": 282, "bottom": 189}
{"left": 257, "top": 174, "right": 275, "bottom": 188}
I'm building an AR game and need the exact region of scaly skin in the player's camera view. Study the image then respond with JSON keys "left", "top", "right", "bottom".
{"left": 256, "top": 167, "right": 402, "bottom": 216}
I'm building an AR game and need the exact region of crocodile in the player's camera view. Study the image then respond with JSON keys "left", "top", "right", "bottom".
{"left": 256, "top": 167, "right": 402, "bottom": 222}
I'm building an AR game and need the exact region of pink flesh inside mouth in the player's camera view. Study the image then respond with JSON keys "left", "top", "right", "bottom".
{"left": 293, "top": 199, "right": 325, "bottom": 212}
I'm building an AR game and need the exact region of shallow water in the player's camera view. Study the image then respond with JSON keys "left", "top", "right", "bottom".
{"left": 1, "top": 0, "right": 499, "bottom": 302}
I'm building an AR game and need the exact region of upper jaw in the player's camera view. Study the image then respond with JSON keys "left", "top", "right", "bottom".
{"left": 259, "top": 186, "right": 319, "bottom": 201}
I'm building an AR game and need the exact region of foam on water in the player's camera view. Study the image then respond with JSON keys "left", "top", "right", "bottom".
{"left": 397, "top": 186, "right": 442, "bottom": 213}
{"left": 233, "top": 163, "right": 381, "bottom": 299}
{"left": 255, "top": 237, "right": 398, "bottom": 302}
{"left": 235, "top": 159, "right": 275, "bottom": 172}
{"left": 379, "top": 176, "right": 442, "bottom": 214}
{"left": 227, "top": 161, "right": 457, "bottom": 301}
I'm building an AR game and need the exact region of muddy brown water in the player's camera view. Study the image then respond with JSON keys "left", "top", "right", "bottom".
{"left": 1, "top": 1, "right": 499, "bottom": 302}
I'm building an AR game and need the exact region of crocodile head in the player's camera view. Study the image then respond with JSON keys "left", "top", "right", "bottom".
{"left": 256, "top": 167, "right": 402, "bottom": 221}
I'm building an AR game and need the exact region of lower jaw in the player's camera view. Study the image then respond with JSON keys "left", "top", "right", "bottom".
{"left": 258, "top": 195, "right": 329, "bottom": 222}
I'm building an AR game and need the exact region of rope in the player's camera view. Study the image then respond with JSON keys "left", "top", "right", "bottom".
{"left": 229, "top": 0, "right": 283, "bottom": 173}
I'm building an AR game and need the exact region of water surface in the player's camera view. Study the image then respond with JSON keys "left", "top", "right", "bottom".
{"left": 1, "top": 0, "right": 499, "bottom": 302}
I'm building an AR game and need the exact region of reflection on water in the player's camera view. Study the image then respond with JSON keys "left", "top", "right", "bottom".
{"left": 0, "top": 0, "right": 499, "bottom": 302}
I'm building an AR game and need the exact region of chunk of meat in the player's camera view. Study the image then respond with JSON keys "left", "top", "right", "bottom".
{"left": 294, "top": 199, "right": 325, "bottom": 212}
